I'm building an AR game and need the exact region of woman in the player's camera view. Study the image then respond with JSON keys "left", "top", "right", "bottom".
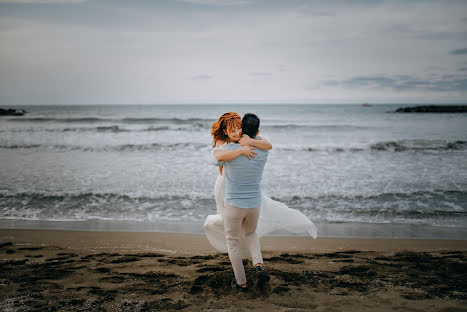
{"left": 203, "top": 112, "right": 317, "bottom": 257}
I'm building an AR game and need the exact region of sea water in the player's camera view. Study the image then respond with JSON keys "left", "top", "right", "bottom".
{"left": 1, "top": 104, "right": 466, "bottom": 239}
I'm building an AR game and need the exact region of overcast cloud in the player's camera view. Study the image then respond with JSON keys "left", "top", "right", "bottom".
{"left": 0, "top": 0, "right": 466, "bottom": 104}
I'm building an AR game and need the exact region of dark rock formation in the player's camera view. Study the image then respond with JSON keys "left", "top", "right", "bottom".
{"left": 395, "top": 105, "right": 467, "bottom": 113}
{"left": 0, "top": 108, "right": 27, "bottom": 116}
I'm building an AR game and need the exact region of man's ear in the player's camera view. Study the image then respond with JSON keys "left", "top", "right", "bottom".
{"left": 256, "top": 130, "right": 260, "bottom": 136}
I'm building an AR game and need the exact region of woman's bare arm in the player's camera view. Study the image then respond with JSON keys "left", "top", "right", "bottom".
{"left": 239, "top": 135, "right": 272, "bottom": 150}
{"left": 213, "top": 141, "right": 256, "bottom": 162}
{"left": 214, "top": 146, "right": 256, "bottom": 161}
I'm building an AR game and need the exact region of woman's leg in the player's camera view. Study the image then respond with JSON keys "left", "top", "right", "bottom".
{"left": 223, "top": 203, "right": 248, "bottom": 285}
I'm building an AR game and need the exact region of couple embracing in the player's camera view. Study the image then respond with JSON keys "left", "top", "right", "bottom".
{"left": 204, "top": 112, "right": 317, "bottom": 292}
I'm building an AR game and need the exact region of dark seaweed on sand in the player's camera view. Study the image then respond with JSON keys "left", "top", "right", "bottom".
{"left": 0, "top": 247, "right": 466, "bottom": 311}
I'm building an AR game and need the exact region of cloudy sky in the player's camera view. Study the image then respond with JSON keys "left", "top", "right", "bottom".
{"left": 0, "top": 0, "right": 466, "bottom": 105}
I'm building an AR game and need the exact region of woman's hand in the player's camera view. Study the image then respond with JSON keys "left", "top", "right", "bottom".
{"left": 239, "top": 134, "right": 252, "bottom": 146}
{"left": 240, "top": 145, "right": 257, "bottom": 159}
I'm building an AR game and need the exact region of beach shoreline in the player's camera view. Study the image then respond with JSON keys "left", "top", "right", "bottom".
{"left": 1, "top": 219, "right": 466, "bottom": 240}
{"left": 1, "top": 229, "right": 467, "bottom": 255}
{"left": 1, "top": 229, "right": 466, "bottom": 311}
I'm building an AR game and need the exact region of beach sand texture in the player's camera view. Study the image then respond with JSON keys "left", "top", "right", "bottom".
{"left": 0, "top": 230, "right": 466, "bottom": 311}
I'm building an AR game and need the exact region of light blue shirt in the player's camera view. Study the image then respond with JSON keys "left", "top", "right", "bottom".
{"left": 216, "top": 143, "right": 268, "bottom": 208}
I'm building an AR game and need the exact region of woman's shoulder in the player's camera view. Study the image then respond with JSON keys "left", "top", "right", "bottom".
{"left": 213, "top": 140, "right": 226, "bottom": 151}
{"left": 214, "top": 140, "right": 226, "bottom": 147}
{"left": 213, "top": 140, "right": 237, "bottom": 151}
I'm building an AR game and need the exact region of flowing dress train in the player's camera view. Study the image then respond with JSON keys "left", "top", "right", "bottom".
{"left": 203, "top": 173, "right": 317, "bottom": 256}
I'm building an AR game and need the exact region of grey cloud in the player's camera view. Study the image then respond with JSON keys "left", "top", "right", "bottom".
{"left": 322, "top": 80, "right": 339, "bottom": 86}
{"left": 295, "top": 4, "right": 336, "bottom": 17}
{"left": 0, "top": 0, "right": 87, "bottom": 3}
{"left": 175, "top": 0, "right": 252, "bottom": 6}
{"left": 299, "top": 9, "right": 336, "bottom": 17}
{"left": 343, "top": 76, "right": 397, "bottom": 87}
{"left": 450, "top": 48, "right": 467, "bottom": 55}
{"left": 386, "top": 23, "right": 467, "bottom": 42}
{"left": 425, "top": 79, "right": 467, "bottom": 92}
{"left": 310, "top": 10, "right": 336, "bottom": 17}
{"left": 322, "top": 75, "right": 467, "bottom": 92}
{"left": 413, "top": 31, "right": 467, "bottom": 41}
{"left": 248, "top": 72, "right": 272, "bottom": 77}
{"left": 425, "top": 65, "right": 446, "bottom": 72}
{"left": 193, "top": 74, "right": 213, "bottom": 80}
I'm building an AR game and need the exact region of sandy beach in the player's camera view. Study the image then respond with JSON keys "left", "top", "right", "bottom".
{"left": 0, "top": 229, "right": 466, "bottom": 311}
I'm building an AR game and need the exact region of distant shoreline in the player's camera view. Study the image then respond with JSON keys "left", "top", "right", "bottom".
{"left": 395, "top": 105, "right": 467, "bottom": 113}
{"left": 3, "top": 103, "right": 467, "bottom": 107}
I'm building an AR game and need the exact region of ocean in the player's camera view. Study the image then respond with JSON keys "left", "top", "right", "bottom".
{"left": 1, "top": 104, "right": 466, "bottom": 239}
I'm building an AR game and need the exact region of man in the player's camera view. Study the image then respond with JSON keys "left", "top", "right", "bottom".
{"left": 214, "top": 113, "right": 270, "bottom": 291}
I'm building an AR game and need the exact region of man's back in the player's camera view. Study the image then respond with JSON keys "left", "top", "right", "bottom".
{"left": 223, "top": 144, "right": 268, "bottom": 208}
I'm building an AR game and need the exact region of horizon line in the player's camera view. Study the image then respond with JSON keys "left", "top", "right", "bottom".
{"left": 2, "top": 102, "right": 467, "bottom": 106}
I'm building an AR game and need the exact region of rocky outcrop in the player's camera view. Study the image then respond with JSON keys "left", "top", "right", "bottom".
{"left": 0, "top": 108, "right": 27, "bottom": 116}
{"left": 395, "top": 105, "right": 467, "bottom": 113}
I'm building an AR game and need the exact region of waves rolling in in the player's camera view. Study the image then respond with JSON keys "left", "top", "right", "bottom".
{"left": 1, "top": 140, "right": 465, "bottom": 153}
{"left": 1, "top": 189, "right": 465, "bottom": 227}
{"left": 1, "top": 104, "right": 466, "bottom": 237}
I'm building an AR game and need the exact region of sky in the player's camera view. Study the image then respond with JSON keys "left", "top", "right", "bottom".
{"left": 0, "top": 0, "right": 466, "bottom": 105}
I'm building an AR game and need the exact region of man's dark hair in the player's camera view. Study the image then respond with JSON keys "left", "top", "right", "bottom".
{"left": 242, "top": 113, "right": 260, "bottom": 138}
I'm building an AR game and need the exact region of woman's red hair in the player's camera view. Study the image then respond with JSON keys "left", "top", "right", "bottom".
{"left": 211, "top": 112, "right": 242, "bottom": 147}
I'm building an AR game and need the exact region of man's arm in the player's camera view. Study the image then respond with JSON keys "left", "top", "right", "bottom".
{"left": 239, "top": 135, "right": 272, "bottom": 150}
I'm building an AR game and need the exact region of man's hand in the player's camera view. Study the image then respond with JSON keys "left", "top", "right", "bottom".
{"left": 240, "top": 145, "right": 257, "bottom": 160}
{"left": 239, "top": 134, "right": 252, "bottom": 146}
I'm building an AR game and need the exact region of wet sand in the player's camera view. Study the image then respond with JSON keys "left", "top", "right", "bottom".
{"left": 0, "top": 229, "right": 466, "bottom": 311}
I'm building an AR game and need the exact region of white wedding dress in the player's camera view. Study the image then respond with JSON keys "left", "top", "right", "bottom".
{"left": 203, "top": 160, "right": 318, "bottom": 256}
